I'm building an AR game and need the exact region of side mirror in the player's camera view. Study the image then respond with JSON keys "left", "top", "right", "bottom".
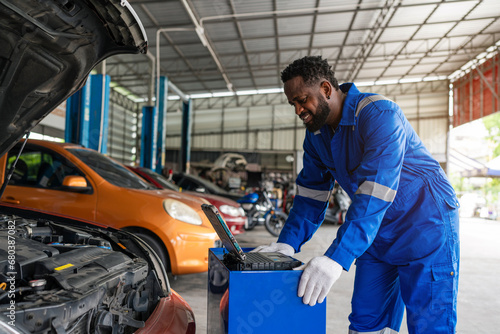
{"left": 62, "top": 176, "right": 92, "bottom": 193}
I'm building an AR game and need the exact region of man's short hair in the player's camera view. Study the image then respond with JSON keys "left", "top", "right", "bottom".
{"left": 281, "top": 56, "right": 339, "bottom": 89}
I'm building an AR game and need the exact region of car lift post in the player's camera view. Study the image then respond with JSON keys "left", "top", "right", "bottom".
{"left": 65, "top": 74, "right": 110, "bottom": 153}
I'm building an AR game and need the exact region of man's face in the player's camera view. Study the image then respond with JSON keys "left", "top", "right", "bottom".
{"left": 284, "top": 76, "right": 332, "bottom": 132}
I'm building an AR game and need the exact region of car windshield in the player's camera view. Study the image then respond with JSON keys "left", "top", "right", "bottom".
{"left": 69, "top": 149, "right": 153, "bottom": 189}
{"left": 140, "top": 168, "right": 180, "bottom": 191}
{"left": 187, "top": 174, "right": 229, "bottom": 193}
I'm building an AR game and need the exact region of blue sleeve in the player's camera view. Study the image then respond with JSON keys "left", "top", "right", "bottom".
{"left": 325, "top": 101, "right": 406, "bottom": 270}
{"left": 277, "top": 135, "right": 334, "bottom": 252}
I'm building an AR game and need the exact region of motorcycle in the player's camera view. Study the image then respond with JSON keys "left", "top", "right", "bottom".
{"left": 324, "top": 183, "right": 351, "bottom": 225}
{"left": 285, "top": 182, "right": 350, "bottom": 225}
{"left": 237, "top": 187, "right": 288, "bottom": 237}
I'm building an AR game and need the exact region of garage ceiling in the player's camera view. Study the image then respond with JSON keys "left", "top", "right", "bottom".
{"left": 106, "top": 0, "right": 500, "bottom": 100}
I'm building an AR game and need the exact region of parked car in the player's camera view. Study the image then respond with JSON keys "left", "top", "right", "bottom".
{"left": 0, "top": 0, "right": 196, "bottom": 332}
{"left": 0, "top": 203, "right": 195, "bottom": 333}
{"left": 128, "top": 166, "right": 247, "bottom": 235}
{"left": 1, "top": 140, "right": 218, "bottom": 275}
{"left": 172, "top": 172, "right": 243, "bottom": 202}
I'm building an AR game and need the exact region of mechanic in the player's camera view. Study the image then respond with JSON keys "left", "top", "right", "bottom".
{"left": 253, "top": 56, "right": 460, "bottom": 333}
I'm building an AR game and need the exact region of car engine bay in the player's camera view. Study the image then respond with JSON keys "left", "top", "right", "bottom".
{"left": 0, "top": 213, "right": 166, "bottom": 334}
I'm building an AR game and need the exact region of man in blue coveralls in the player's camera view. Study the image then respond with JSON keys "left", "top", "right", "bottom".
{"left": 254, "top": 56, "right": 460, "bottom": 333}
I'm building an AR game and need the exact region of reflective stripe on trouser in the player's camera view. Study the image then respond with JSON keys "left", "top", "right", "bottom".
{"left": 349, "top": 328, "right": 399, "bottom": 334}
{"left": 349, "top": 177, "right": 459, "bottom": 334}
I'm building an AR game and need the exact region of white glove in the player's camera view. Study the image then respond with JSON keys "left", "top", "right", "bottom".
{"left": 296, "top": 256, "right": 343, "bottom": 306}
{"left": 251, "top": 242, "right": 295, "bottom": 257}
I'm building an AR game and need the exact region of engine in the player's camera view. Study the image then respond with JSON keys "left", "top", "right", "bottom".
{"left": 0, "top": 215, "right": 165, "bottom": 334}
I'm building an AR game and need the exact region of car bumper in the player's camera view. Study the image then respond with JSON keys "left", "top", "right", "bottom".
{"left": 136, "top": 290, "right": 196, "bottom": 334}
{"left": 224, "top": 215, "right": 247, "bottom": 235}
{"left": 171, "top": 231, "right": 218, "bottom": 275}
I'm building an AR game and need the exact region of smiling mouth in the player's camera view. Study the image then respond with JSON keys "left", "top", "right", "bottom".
{"left": 300, "top": 112, "right": 312, "bottom": 123}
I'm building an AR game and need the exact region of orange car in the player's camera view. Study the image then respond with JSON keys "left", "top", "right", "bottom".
{"left": 0, "top": 139, "right": 218, "bottom": 275}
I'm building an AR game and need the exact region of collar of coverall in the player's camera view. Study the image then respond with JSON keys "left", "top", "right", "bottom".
{"left": 311, "top": 82, "right": 358, "bottom": 136}
{"left": 337, "top": 82, "right": 359, "bottom": 127}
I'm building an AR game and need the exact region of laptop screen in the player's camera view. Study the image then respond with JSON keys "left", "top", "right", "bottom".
{"left": 201, "top": 204, "right": 246, "bottom": 261}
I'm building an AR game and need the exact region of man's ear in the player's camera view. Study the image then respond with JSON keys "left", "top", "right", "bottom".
{"left": 320, "top": 80, "right": 333, "bottom": 99}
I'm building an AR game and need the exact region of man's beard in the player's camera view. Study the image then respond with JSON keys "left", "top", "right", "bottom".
{"left": 304, "top": 97, "right": 330, "bottom": 132}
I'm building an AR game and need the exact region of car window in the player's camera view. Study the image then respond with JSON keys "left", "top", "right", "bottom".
{"left": 186, "top": 174, "right": 229, "bottom": 194}
{"left": 176, "top": 177, "right": 199, "bottom": 191}
{"left": 69, "top": 149, "right": 152, "bottom": 190}
{"left": 139, "top": 168, "right": 180, "bottom": 191}
{"left": 7, "top": 145, "right": 86, "bottom": 190}
{"left": 173, "top": 174, "right": 230, "bottom": 194}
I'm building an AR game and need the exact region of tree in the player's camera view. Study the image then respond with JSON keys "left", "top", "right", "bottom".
{"left": 482, "top": 111, "right": 500, "bottom": 158}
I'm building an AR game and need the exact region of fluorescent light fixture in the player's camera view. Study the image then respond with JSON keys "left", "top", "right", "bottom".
{"left": 398, "top": 78, "right": 422, "bottom": 84}
{"left": 191, "top": 93, "right": 213, "bottom": 99}
{"left": 423, "top": 75, "right": 447, "bottom": 81}
{"left": 30, "top": 132, "right": 64, "bottom": 142}
{"left": 355, "top": 81, "right": 375, "bottom": 87}
{"left": 448, "top": 40, "right": 499, "bottom": 81}
{"left": 236, "top": 90, "right": 259, "bottom": 96}
{"left": 257, "top": 88, "right": 284, "bottom": 94}
{"left": 375, "top": 79, "right": 399, "bottom": 85}
{"left": 213, "top": 91, "right": 236, "bottom": 97}
{"left": 476, "top": 52, "right": 488, "bottom": 59}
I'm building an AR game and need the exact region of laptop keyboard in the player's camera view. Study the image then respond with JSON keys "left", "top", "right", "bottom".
{"left": 245, "top": 252, "right": 275, "bottom": 263}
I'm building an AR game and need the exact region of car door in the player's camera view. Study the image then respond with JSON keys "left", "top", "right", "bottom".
{"left": 1, "top": 143, "right": 97, "bottom": 221}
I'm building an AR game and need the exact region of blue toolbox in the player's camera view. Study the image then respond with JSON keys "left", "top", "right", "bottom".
{"left": 207, "top": 248, "right": 327, "bottom": 333}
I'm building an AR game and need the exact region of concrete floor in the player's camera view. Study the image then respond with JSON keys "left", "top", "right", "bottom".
{"left": 169, "top": 217, "right": 500, "bottom": 333}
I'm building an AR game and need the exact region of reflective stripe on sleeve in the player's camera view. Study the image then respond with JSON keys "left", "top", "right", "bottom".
{"left": 296, "top": 184, "right": 332, "bottom": 202}
{"left": 349, "top": 328, "right": 399, "bottom": 334}
{"left": 355, "top": 95, "right": 393, "bottom": 118}
{"left": 354, "top": 181, "right": 396, "bottom": 202}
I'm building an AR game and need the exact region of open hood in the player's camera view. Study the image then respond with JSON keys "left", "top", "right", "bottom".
{"left": 0, "top": 0, "right": 147, "bottom": 157}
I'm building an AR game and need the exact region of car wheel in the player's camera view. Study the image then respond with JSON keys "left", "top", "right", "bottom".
{"left": 133, "top": 231, "right": 170, "bottom": 273}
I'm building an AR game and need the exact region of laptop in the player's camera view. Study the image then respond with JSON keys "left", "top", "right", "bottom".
{"left": 201, "top": 204, "right": 302, "bottom": 271}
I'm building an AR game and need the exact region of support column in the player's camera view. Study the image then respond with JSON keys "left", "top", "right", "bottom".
{"left": 89, "top": 74, "right": 110, "bottom": 153}
{"left": 65, "top": 82, "right": 90, "bottom": 146}
{"left": 140, "top": 106, "right": 156, "bottom": 169}
{"left": 155, "top": 76, "right": 169, "bottom": 174}
{"left": 180, "top": 99, "right": 192, "bottom": 173}
{"left": 65, "top": 74, "right": 110, "bottom": 153}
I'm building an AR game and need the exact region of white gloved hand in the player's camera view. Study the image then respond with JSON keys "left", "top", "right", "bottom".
{"left": 296, "top": 256, "right": 343, "bottom": 306}
{"left": 251, "top": 242, "right": 295, "bottom": 257}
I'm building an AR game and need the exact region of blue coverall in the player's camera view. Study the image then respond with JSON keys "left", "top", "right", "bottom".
{"left": 278, "top": 83, "right": 460, "bottom": 333}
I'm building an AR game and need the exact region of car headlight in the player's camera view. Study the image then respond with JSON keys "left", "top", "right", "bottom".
{"left": 219, "top": 205, "right": 243, "bottom": 217}
{"left": 163, "top": 199, "right": 202, "bottom": 225}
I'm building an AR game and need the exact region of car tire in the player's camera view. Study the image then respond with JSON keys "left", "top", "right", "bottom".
{"left": 132, "top": 231, "right": 171, "bottom": 273}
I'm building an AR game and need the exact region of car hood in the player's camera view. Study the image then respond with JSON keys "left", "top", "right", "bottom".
{"left": 0, "top": 0, "right": 147, "bottom": 157}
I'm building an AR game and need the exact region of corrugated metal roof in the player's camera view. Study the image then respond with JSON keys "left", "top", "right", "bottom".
{"left": 105, "top": 0, "right": 500, "bottom": 98}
